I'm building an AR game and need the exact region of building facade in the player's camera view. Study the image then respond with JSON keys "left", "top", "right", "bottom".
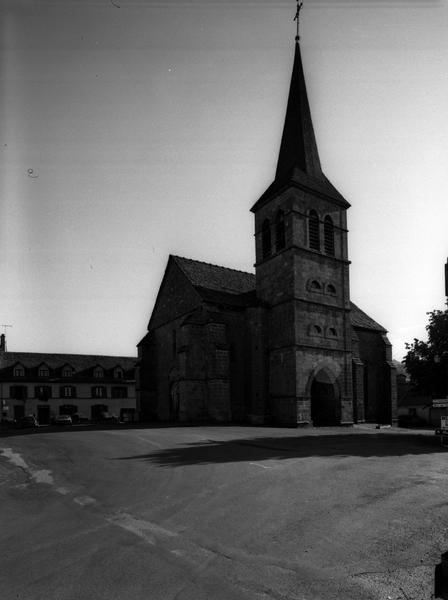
{"left": 137, "top": 31, "right": 397, "bottom": 427}
{"left": 0, "top": 339, "right": 138, "bottom": 424}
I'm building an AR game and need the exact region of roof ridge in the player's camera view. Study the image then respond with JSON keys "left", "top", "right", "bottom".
{"left": 171, "top": 255, "right": 254, "bottom": 278}
{"left": 3, "top": 351, "right": 137, "bottom": 360}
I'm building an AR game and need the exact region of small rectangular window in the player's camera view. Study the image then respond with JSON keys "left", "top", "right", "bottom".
{"left": 10, "top": 385, "right": 28, "bottom": 399}
{"left": 112, "top": 386, "right": 127, "bottom": 399}
{"left": 92, "top": 386, "right": 106, "bottom": 398}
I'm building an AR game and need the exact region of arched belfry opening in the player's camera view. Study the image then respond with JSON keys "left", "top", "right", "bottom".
{"left": 310, "top": 369, "right": 340, "bottom": 426}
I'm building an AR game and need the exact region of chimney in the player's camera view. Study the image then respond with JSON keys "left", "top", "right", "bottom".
{"left": 0, "top": 334, "right": 5, "bottom": 352}
{"left": 445, "top": 259, "right": 448, "bottom": 298}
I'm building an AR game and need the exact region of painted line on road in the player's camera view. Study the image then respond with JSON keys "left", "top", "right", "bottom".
{"left": 74, "top": 495, "right": 97, "bottom": 506}
{"left": 134, "top": 435, "right": 163, "bottom": 448}
{"left": 107, "top": 512, "right": 178, "bottom": 546}
{"left": 0, "top": 448, "right": 55, "bottom": 486}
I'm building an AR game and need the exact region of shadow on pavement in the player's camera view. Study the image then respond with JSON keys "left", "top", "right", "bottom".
{"left": 112, "top": 432, "right": 446, "bottom": 466}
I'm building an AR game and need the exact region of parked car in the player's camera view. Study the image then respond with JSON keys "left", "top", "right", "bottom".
{"left": 71, "top": 413, "right": 89, "bottom": 425}
{"left": 54, "top": 415, "right": 72, "bottom": 426}
{"left": 98, "top": 412, "right": 119, "bottom": 424}
{"left": 19, "top": 415, "right": 39, "bottom": 428}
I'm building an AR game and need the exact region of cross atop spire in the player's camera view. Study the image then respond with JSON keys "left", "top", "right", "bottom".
{"left": 294, "top": 1, "right": 304, "bottom": 42}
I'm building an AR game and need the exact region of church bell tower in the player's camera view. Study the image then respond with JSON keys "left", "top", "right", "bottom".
{"left": 251, "top": 4, "right": 354, "bottom": 426}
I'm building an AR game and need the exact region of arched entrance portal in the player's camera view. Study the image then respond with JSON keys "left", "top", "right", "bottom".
{"left": 310, "top": 369, "right": 340, "bottom": 426}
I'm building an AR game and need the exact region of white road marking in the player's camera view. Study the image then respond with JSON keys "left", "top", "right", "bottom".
{"left": 108, "top": 511, "right": 177, "bottom": 545}
{"left": 74, "top": 495, "right": 97, "bottom": 506}
{"left": 249, "top": 462, "right": 272, "bottom": 469}
{"left": 0, "top": 448, "right": 55, "bottom": 485}
{"left": 134, "top": 435, "right": 163, "bottom": 448}
{"left": 32, "top": 470, "right": 54, "bottom": 485}
{"left": 1, "top": 448, "right": 28, "bottom": 470}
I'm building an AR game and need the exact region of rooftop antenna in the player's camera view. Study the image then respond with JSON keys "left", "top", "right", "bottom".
{"left": 294, "top": 1, "right": 304, "bottom": 43}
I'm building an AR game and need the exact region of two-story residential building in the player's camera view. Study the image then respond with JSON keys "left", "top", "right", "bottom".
{"left": 0, "top": 336, "right": 138, "bottom": 424}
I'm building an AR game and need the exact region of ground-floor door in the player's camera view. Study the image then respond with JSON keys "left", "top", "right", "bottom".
{"left": 14, "top": 405, "right": 25, "bottom": 421}
{"left": 91, "top": 404, "right": 108, "bottom": 421}
{"left": 311, "top": 372, "right": 340, "bottom": 426}
{"left": 37, "top": 405, "right": 51, "bottom": 425}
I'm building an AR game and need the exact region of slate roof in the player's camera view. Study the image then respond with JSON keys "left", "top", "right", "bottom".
{"left": 172, "top": 256, "right": 255, "bottom": 295}
{"left": 0, "top": 352, "right": 137, "bottom": 373}
{"left": 350, "top": 303, "right": 387, "bottom": 333}
{"left": 251, "top": 42, "right": 349, "bottom": 212}
{"left": 172, "top": 256, "right": 387, "bottom": 333}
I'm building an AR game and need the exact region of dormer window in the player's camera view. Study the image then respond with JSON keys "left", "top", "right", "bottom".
{"left": 114, "top": 367, "right": 124, "bottom": 379}
{"left": 94, "top": 367, "right": 104, "bottom": 378}
{"left": 63, "top": 367, "right": 73, "bottom": 378}
{"left": 14, "top": 366, "right": 25, "bottom": 377}
{"left": 38, "top": 366, "right": 50, "bottom": 378}
{"left": 308, "top": 210, "right": 320, "bottom": 251}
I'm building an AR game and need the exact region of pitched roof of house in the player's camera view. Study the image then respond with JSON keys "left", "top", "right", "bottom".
{"left": 0, "top": 352, "right": 137, "bottom": 372}
{"left": 172, "top": 256, "right": 387, "bottom": 332}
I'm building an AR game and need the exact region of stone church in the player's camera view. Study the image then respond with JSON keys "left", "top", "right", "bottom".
{"left": 137, "top": 29, "right": 398, "bottom": 427}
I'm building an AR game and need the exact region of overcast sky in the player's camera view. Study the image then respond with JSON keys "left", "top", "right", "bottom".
{"left": 1, "top": 0, "right": 448, "bottom": 359}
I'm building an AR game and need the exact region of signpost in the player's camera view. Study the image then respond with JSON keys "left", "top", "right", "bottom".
{"left": 433, "top": 400, "right": 448, "bottom": 409}
{"left": 433, "top": 399, "right": 448, "bottom": 446}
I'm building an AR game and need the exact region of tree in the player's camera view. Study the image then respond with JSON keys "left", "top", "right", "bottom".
{"left": 403, "top": 305, "right": 448, "bottom": 397}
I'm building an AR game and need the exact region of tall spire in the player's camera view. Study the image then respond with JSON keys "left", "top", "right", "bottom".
{"left": 275, "top": 2, "right": 323, "bottom": 181}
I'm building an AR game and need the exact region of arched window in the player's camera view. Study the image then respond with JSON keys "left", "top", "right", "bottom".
{"left": 308, "top": 210, "right": 320, "bottom": 251}
{"left": 309, "top": 325, "right": 322, "bottom": 337}
{"left": 324, "top": 216, "right": 335, "bottom": 256}
{"left": 262, "top": 219, "right": 271, "bottom": 258}
{"left": 326, "top": 284, "right": 336, "bottom": 296}
{"left": 309, "top": 280, "right": 322, "bottom": 292}
{"left": 275, "top": 210, "right": 286, "bottom": 251}
{"left": 327, "top": 327, "right": 338, "bottom": 338}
